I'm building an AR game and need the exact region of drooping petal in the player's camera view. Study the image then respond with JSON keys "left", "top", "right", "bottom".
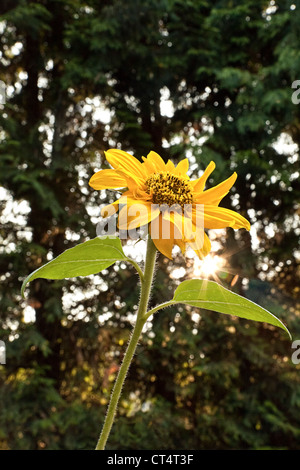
{"left": 89, "top": 169, "right": 127, "bottom": 190}
{"left": 101, "top": 189, "right": 138, "bottom": 219}
{"left": 149, "top": 213, "right": 178, "bottom": 259}
{"left": 174, "top": 237, "right": 187, "bottom": 255}
{"left": 118, "top": 201, "right": 160, "bottom": 230}
{"left": 179, "top": 207, "right": 211, "bottom": 259}
{"left": 150, "top": 215, "right": 174, "bottom": 259}
{"left": 151, "top": 235, "right": 174, "bottom": 259}
{"left": 190, "top": 161, "right": 216, "bottom": 193}
{"left": 203, "top": 205, "right": 250, "bottom": 230}
{"left": 100, "top": 199, "right": 120, "bottom": 218}
{"left": 190, "top": 232, "right": 212, "bottom": 260}
{"left": 161, "top": 208, "right": 191, "bottom": 241}
{"left": 195, "top": 172, "right": 237, "bottom": 205}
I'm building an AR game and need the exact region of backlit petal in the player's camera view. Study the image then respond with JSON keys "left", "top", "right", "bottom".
{"left": 101, "top": 199, "right": 120, "bottom": 218}
{"left": 203, "top": 205, "right": 250, "bottom": 230}
{"left": 146, "top": 151, "right": 166, "bottom": 171}
{"left": 118, "top": 201, "right": 160, "bottom": 230}
{"left": 118, "top": 190, "right": 151, "bottom": 206}
{"left": 89, "top": 169, "right": 127, "bottom": 190}
{"left": 115, "top": 169, "right": 144, "bottom": 191}
{"left": 190, "top": 232, "right": 212, "bottom": 260}
{"left": 162, "top": 208, "right": 191, "bottom": 241}
{"left": 174, "top": 238, "right": 187, "bottom": 255}
{"left": 190, "top": 161, "right": 216, "bottom": 193}
{"left": 149, "top": 214, "right": 175, "bottom": 259}
{"left": 151, "top": 236, "right": 174, "bottom": 259}
{"left": 105, "top": 149, "right": 147, "bottom": 181}
{"left": 174, "top": 158, "right": 189, "bottom": 176}
{"left": 165, "top": 160, "right": 176, "bottom": 172}
{"left": 142, "top": 157, "right": 157, "bottom": 175}
{"left": 149, "top": 216, "right": 175, "bottom": 259}
{"left": 195, "top": 172, "right": 237, "bottom": 205}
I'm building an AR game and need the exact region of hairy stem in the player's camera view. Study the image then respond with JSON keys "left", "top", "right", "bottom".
{"left": 95, "top": 236, "right": 157, "bottom": 450}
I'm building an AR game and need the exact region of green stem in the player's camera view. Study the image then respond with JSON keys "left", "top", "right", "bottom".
{"left": 126, "top": 258, "right": 144, "bottom": 283}
{"left": 144, "top": 300, "right": 176, "bottom": 321}
{"left": 95, "top": 236, "right": 157, "bottom": 450}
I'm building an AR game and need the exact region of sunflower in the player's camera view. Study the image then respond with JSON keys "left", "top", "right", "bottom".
{"left": 89, "top": 149, "right": 250, "bottom": 259}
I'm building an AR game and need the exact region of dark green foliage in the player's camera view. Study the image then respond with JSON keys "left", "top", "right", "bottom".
{"left": 0, "top": 0, "right": 300, "bottom": 450}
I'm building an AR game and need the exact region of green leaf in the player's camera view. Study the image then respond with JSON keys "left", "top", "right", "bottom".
{"left": 173, "top": 279, "right": 291, "bottom": 339}
{"left": 21, "top": 237, "right": 126, "bottom": 297}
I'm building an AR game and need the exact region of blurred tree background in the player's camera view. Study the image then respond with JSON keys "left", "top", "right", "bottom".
{"left": 0, "top": 0, "right": 300, "bottom": 450}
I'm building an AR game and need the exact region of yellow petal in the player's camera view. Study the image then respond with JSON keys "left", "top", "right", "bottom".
{"left": 190, "top": 232, "right": 212, "bottom": 260}
{"left": 165, "top": 160, "right": 176, "bottom": 172}
{"left": 174, "top": 158, "right": 189, "bottom": 176}
{"left": 161, "top": 209, "right": 189, "bottom": 240}
{"left": 105, "top": 149, "right": 147, "bottom": 181}
{"left": 101, "top": 199, "right": 120, "bottom": 218}
{"left": 132, "top": 186, "right": 152, "bottom": 201}
{"left": 195, "top": 172, "right": 237, "bottom": 205}
{"left": 176, "top": 207, "right": 211, "bottom": 258}
{"left": 145, "top": 151, "right": 166, "bottom": 171}
{"left": 150, "top": 221, "right": 174, "bottom": 259}
{"left": 118, "top": 201, "right": 160, "bottom": 230}
{"left": 118, "top": 190, "right": 151, "bottom": 206}
{"left": 150, "top": 211, "right": 190, "bottom": 258}
{"left": 151, "top": 236, "right": 174, "bottom": 259}
{"left": 141, "top": 157, "right": 157, "bottom": 175}
{"left": 89, "top": 169, "right": 127, "bottom": 190}
{"left": 190, "top": 161, "right": 216, "bottom": 193}
{"left": 203, "top": 205, "right": 250, "bottom": 230}
{"left": 149, "top": 214, "right": 175, "bottom": 259}
{"left": 174, "top": 237, "right": 187, "bottom": 255}
{"left": 115, "top": 169, "right": 144, "bottom": 191}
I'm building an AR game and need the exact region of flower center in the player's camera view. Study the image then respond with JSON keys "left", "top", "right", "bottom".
{"left": 146, "top": 171, "right": 193, "bottom": 207}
